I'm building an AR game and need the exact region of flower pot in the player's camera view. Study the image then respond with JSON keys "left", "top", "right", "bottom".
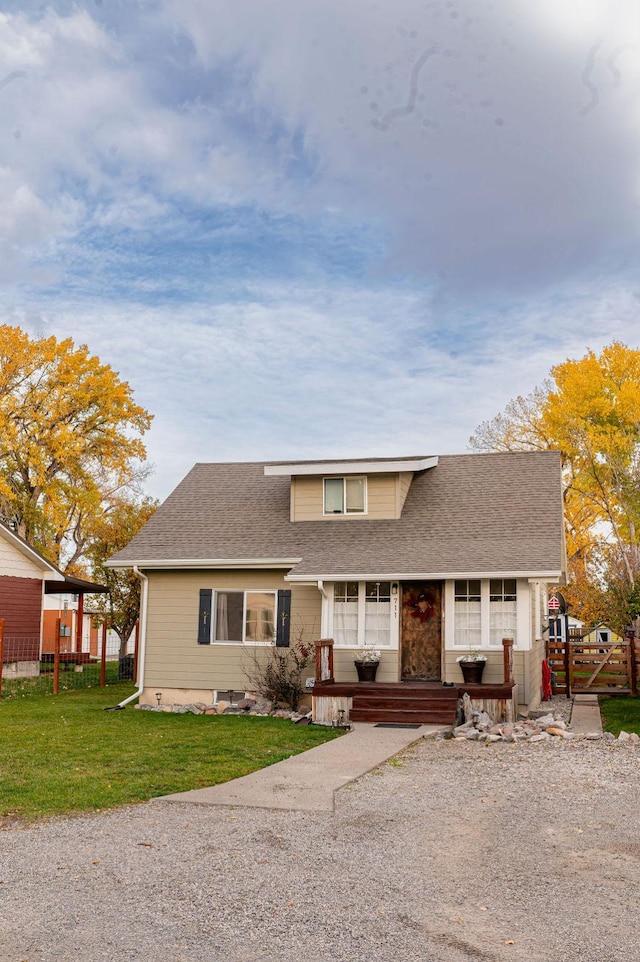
{"left": 459, "top": 660, "right": 486, "bottom": 685}
{"left": 355, "top": 660, "right": 379, "bottom": 682}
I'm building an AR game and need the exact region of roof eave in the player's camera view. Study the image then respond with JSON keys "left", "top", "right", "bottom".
{"left": 264, "top": 457, "right": 438, "bottom": 477}
{"left": 105, "top": 557, "right": 303, "bottom": 571}
{"left": 285, "top": 568, "right": 566, "bottom": 582}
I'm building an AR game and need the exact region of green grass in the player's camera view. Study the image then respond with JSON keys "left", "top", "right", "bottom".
{"left": 599, "top": 695, "right": 640, "bottom": 735}
{"left": 0, "top": 684, "right": 342, "bottom": 822}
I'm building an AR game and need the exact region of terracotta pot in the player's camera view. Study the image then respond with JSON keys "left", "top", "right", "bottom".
{"left": 459, "top": 660, "right": 486, "bottom": 684}
{"left": 355, "top": 660, "right": 379, "bottom": 682}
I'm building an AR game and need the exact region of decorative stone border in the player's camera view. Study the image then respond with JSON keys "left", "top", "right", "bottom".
{"left": 135, "top": 699, "right": 313, "bottom": 724}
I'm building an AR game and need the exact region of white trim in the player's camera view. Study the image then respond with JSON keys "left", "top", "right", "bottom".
{"left": 117, "top": 566, "right": 148, "bottom": 708}
{"left": 329, "top": 579, "right": 399, "bottom": 649}
{"left": 209, "top": 588, "right": 277, "bottom": 645}
{"left": 317, "top": 581, "right": 330, "bottom": 637}
{"left": 105, "top": 557, "right": 302, "bottom": 570}
{"left": 446, "top": 578, "right": 530, "bottom": 651}
{"left": 287, "top": 569, "right": 564, "bottom": 582}
{"left": 264, "top": 457, "right": 438, "bottom": 476}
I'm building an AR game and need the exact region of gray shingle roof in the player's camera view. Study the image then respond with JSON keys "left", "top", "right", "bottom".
{"left": 109, "top": 452, "right": 565, "bottom": 578}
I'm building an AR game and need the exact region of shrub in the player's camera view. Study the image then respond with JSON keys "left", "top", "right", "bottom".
{"left": 243, "top": 637, "right": 314, "bottom": 711}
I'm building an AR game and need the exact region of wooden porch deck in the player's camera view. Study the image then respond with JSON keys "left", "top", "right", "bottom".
{"left": 312, "top": 680, "right": 517, "bottom": 726}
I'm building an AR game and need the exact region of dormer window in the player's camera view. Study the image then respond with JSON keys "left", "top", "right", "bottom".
{"left": 323, "top": 476, "right": 367, "bottom": 515}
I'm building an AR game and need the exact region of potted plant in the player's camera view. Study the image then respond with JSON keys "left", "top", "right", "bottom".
{"left": 456, "top": 651, "right": 487, "bottom": 684}
{"left": 354, "top": 646, "right": 381, "bottom": 682}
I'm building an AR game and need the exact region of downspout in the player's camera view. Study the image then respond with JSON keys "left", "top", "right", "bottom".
{"left": 107, "top": 566, "right": 148, "bottom": 710}
{"left": 317, "top": 580, "right": 329, "bottom": 637}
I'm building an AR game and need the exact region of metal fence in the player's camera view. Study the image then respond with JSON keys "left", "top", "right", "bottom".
{"left": 0, "top": 619, "right": 137, "bottom": 699}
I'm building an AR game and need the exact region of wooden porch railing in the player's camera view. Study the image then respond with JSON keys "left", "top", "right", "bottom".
{"left": 314, "top": 638, "right": 334, "bottom": 684}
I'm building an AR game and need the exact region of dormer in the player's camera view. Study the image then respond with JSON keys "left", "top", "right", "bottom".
{"left": 264, "top": 456, "right": 438, "bottom": 521}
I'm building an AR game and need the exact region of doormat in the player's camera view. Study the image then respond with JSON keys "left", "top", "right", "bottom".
{"left": 374, "top": 723, "right": 422, "bottom": 729}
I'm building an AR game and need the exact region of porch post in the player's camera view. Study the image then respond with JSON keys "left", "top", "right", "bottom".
{"left": 502, "top": 637, "right": 514, "bottom": 683}
{"left": 75, "top": 593, "right": 84, "bottom": 653}
{"left": 0, "top": 618, "right": 4, "bottom": 700}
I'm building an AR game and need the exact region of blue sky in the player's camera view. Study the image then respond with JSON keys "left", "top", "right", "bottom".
{"left": 2, "top": 0, "right": 640, "bottom": 498}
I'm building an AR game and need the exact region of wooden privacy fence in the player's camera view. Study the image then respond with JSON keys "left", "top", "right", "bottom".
{"left": 546, "top": 635, "right": 639, "bottom": 697}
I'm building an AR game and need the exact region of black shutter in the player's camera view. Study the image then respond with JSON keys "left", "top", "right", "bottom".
{"left": 275, "top": 589, "right": 291, "bottom": 647}
{"left": 198, "top": 589, "right": 212, "bottom": 644}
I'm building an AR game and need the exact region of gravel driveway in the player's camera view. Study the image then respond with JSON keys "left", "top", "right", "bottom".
{"left": 1, "top": 738, "right": 639, "bottom": 962}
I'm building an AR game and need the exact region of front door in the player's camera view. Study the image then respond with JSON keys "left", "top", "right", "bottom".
{"left": 401, "top": 582, "right": 442, "bottom": 681}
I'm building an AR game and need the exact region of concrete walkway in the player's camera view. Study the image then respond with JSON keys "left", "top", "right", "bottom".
{"left": 153, "top": 699, "right": 604, "bottom": 815}
{"left": 570, "top": 693, "right": 604, "bottom": 734}
{"left": 154, "top": 722, "right": 441, "bottom": 813}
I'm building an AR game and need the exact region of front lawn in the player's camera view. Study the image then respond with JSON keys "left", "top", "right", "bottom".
{"left": 0, "top": 684, "right": 341, "bottom": 822}
{"left": 599, "top": 695, "right": 640, "bottom": 736}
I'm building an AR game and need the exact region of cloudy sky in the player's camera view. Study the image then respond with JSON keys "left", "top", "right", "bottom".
{"left": 2, "top": 1, "right": 640, "bottom": 498}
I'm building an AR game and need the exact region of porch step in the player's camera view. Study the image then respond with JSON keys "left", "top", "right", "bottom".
{"left": 350, "top": 706, "right": 456, "bottom": 725}
{"left": 350, "top": 687, "right": 458, "bottom": 726}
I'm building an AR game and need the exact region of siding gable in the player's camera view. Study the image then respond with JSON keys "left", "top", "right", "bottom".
{"left": 0, "top": 537, "right": 49, "bottom": 579}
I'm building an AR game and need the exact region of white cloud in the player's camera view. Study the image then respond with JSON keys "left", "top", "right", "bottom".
{"left": 2, "top": 1, "right": 640, "bottom": 502}
{"left": 10, "top": 268, "right": 638, "bottom": 498}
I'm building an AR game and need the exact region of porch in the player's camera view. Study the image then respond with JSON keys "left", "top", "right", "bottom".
{"left": 312, "top": 636, "right": 518, "bottom": 726}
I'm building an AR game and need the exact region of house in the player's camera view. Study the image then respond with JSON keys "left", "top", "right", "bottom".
{"left": 580, "top": 623, "right": 623, "bottom": 647}
{"left": 107, "top": 452, "right": 566, "bottom": 722}
{"left": 0, "top": 521, "right": 106, "bottom": 676}
{"left": 41, "top": 594, "right": 136, "bottom": 660}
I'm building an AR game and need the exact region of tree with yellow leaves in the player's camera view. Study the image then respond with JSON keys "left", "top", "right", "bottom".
{"left": 0, "top": 325, "right": 153, "bottom": 568}
{"left": 471, "top": 342, "right": 640, "bottom": 629}
{"left": 88, "top": 496, "right": 158, "bottom": 659}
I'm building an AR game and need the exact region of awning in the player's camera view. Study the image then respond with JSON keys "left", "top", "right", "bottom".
{"left": 44, "top": 574, "right": 109, "bottom": 595}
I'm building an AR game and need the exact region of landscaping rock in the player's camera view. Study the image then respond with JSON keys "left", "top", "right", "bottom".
{"left": 546, "top": 726, "right": 566, "bottom": 738}
{"left": 535, "top": 714, "right": 556, "bottom": 729}
{"left": 237, "top": 698, "right": 257, "bottom": 711}
{"left": 442, "top": 703, "right": 618, "bottom": 748}
{"left": 475, "top": 711, "right": 493, "bottom": 731}
{"left": 453, "top": 721, "right": 475, "bottom": 735}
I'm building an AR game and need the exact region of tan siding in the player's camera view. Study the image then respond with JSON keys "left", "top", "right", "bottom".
{"left": 443, "top": 650, "right": 508, "bottom": 686}
{"left": 442, "top": 645, "right": 543, "bottom": 709}
{"left": 397, "top": 472, "right": 413, "bottom": 515}
{"left": 366, "top": 475, "right": 399, "bottom": 519}
{"left": 143, "top": 570, "right": 321, "bottom": 693}
{"left": 291, "top": 477, "right": 323, "bottom": 520}
{"left": 332, "top": 647, "right": 400, "bottom": 683}
{"left": 520, "top": 636, "right": 545, "bottom": 708}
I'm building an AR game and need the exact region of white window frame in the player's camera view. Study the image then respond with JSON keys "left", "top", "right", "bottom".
{"left": 327, "top": 581, "right": 399, "bottom": 648}
{"left": 211, "top": 589, "right": 277, "bottom": 645}
{"left": 323, "top": 476, "right": 367, "bottom": 515}
{"left": 449, "top": 579, "right": 521, "bottom": 649}
{"left": 453, "top": 579, "right": 482, "bottom": 649}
